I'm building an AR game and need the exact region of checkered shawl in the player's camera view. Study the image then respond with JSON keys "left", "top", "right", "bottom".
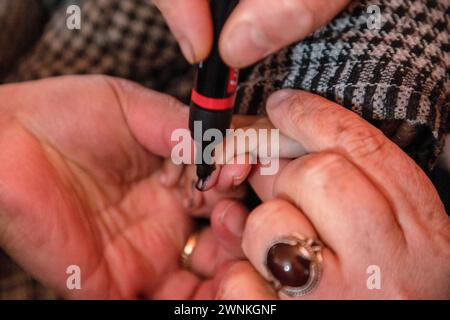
{"left": 236, "top": 0, "right": 450, "bottom": 170}
{"left": 0, "top": 0, "right": 449, "bottom": 299}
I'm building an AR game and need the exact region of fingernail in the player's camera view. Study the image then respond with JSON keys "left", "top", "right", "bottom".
{"left": 195, "top": 178, "right": 208, "bottom": 192}
{"left": 178, "top": 37, "right": 196, "bottom": 64}
{"left": 232, "top": 176, "right": 243, "bottom": 187}
{"left": 219, "top": 203, "right": 246, "bottom": 238}
{"left": 232, "top": 166, "right": 251, "bottom": 187}
{"left": 222, "top": 21, "right": 271, "bottom": 68}
{"left": 266, "top": 243, "right": 311, "bottom": 287}
{"left": 267, "top": 89, "right": 297, "bottom": 109}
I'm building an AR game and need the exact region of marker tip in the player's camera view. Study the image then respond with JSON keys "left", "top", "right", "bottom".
{"left": 195, "top": 178, "right": 207, "bottom": 192}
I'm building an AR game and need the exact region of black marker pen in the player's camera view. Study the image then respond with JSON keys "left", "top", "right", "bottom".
{"left": 189, "top": 0, "right": 239, "bottom": 191}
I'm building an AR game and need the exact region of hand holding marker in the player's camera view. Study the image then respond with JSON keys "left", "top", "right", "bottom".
{"left": 189, "top": 0, "right": 240, "bottom": 191}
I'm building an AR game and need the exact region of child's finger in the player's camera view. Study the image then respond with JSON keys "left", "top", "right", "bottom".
{"left": 215, "top": 162, "right": 252, "bottom": 192}
{"left": 198, "top": 184, "right": 247, "bottom": 217}
{"left": 211, "top": 200, "right": 248, "bottom": 259}
{"left": 180, "top": 164, "right": 247, "bottom": 217}
{"left": 216, "top": 117, "right": 306, "bottom": 166}
{"left": 198, "top": 117, "right": 306, "bottom": 192}
{"left": 189, "top": 226, "right": 244, "bottom": 278}
{"left": 159, "top": 158, "right": 185, "bottom": 187}
{"left": 248, "top": 159, "right": 291, "bottom": 201}
{"left": 182, "top": 164, "right": 204, "bottom": 211}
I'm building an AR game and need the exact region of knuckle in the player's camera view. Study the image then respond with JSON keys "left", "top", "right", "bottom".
{"left": 245, "top": 200, "right": 289, "bottom": 235}
{"left": 102, "top": 75, "right": 131, "bottom": 110}
{"left": 256, "top": 0, "right": 316, "bottom": 48}
{"left": 284, "top": 94, "right": 308, "bottom": 124}
{"left": 300, "top": 152, "right": 349, "bottom": 188}
{"left": 262, "top": 0, "right": 316, "bottom": 38}
{"left": 337, "top": 116, "right": 389, "bottom": 159}
{"left": 281, "top": 0, "right": 316, "bottom": 30}
{"left": 284, "top": 92, "right": 327, "bottom": 127}
{"left": 250, "top": 199, "right": 289, "bottom": 222}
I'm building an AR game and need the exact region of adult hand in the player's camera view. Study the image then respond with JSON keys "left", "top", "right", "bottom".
{"left": 153, "top": 0, "right": 351, "bottom": 67}
{"left": 0, "top": 76, "right": 246, "bottom": 299}
{"left": 216, "top": 90, "right": 450, "bottom": 299}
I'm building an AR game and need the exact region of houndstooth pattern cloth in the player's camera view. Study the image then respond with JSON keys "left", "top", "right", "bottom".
{"left": 236, "top": 0, "right": 450, "bottom": 170}
{"left": 0, "top": 0, "right": 449, "bottom": 299}
{"left": 3, "top": 0, "right": 193, "bottom": 101}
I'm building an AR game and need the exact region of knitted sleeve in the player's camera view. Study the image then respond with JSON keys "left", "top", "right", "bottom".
{"left": 236, "top": 0, "right": 450, "bottom": 171}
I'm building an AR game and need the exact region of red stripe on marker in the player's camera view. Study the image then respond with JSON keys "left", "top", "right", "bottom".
{"left": 191, "top": 90, "right": 235, "bottom": 111}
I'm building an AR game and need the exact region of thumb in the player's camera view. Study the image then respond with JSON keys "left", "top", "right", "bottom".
{"left": 107, "top": 77, "right": 189, "bottom": 158}
{"left": 220, "top": 0, "right": 350, "bottom": 68}
{"left": 153, "top": 0, "right": 213, "bottom": 63}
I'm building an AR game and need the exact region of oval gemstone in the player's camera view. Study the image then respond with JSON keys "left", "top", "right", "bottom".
{"left": 267, "top": 243, "right": 311, "bottom": 287}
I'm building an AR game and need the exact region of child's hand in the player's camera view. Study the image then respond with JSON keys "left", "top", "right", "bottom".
{"left": 157, "top": 159, "right": 250, "bottom": 259}
{"left": 199, "top": 116, "right": 306, "bottom": 200}
{"left": 155, "top": 114, "right": 304, "bottom": 261}
{"left": 157, "top": 160, "right": 248, "bottom": 217}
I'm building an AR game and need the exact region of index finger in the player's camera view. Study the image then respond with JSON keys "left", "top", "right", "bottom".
{"left": 220, "top": 0, "right": 350, "bottom": 67}
{"left": 266, "top": 89, "right": 443, "bottom": 226}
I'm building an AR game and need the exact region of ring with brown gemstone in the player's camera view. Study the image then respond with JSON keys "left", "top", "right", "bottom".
{"left": 264, "top": 235, "right": 323, "bottom": 297}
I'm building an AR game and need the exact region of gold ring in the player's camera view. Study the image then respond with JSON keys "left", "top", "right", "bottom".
{"left": 181, "top": 231, "right": 200, "bottom": 270}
